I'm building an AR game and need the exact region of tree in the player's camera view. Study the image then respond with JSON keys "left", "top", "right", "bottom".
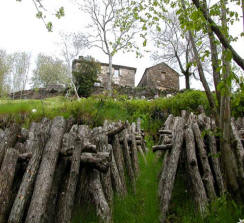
{"left": 32, "top": 53, "right": 69, "bottom": 88}
{"left": 151, "top": 12, "right": 197, "bottom": 89}
{"left": 80, "top": 0, "right": 138, "bottom": 96}
{"left": 72, "top": 56, "right": 100, "bottom": 97}
{"left": 9, "top": 52, "right": 31, "bottom": 98}
{"left": 0, "top": 50, "right": 12, "bottom": 96}
{"left": 59, "top": 31, "right": 89, "bottom": 99}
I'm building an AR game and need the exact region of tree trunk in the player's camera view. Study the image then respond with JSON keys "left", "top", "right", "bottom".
{"left": 25, "top": 117, "right": 66, "bottom": 223}
{"left": 185, "top": 72, "right": 190, "bottom": 90}
{"left": 107, "top": 54, "right": 113, "bottom": 96}
{"left": 0, "top": 149, "right": 19, "bottom": 223}
{"left": 159, "top": 117, "right": 185, "bottom": 223}
{"left": 192, "top": 122, "right": 216, "bottom": 200}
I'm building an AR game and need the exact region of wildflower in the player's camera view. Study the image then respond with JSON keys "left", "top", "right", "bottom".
{"left": 238, "top": 219, "right": 244, "bottom": 223}
{"left": 32, "top": 109, "right": 37, "bottom": 113}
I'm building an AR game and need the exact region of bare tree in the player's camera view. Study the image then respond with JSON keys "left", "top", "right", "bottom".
{"left": 80, "top": 0, "right": 138, "bottom": 96}
{"left": 59, "top": 32, "right": 89, "bottom": 99}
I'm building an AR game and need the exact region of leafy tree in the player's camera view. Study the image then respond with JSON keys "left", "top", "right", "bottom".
{"left": 32, "top": 53, "right": 69, "bottom": 88}
{"left": 79, "top": 0, "right": 138, "bottom": 96}
{"left": 72, "top": 56, "right": 100, "bottom": 97}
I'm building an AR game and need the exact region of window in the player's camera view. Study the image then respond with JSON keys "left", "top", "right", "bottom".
{"left": 114, "top": 69, "right": 119, "bottom": 78}
{"left": 161, "top": 71, "right": 166, "bottom": 81}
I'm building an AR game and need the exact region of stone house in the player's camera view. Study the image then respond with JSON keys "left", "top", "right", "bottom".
{"left": 72, "top": 57, "right": 136, "bottom": 88}
{"left": 137, "top": 63, "right": 180, "bottom": 91}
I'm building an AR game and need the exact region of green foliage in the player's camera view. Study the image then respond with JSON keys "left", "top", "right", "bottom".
{"left": 72, "top": 57, "right": 100, "bottom": 97}
{"left": 32, "top": 53, "right": 69, "bottom": 88}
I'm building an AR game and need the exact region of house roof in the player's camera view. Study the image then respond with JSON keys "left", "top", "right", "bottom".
{"left": 99, "top": 62, "right": 137, "bottom": 71}
{"left": 137, "top": 62, "right": 179, "bottom": 87}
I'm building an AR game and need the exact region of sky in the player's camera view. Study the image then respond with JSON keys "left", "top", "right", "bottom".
{"left": 0, "top": 1, "right": 243, "bottom": 90}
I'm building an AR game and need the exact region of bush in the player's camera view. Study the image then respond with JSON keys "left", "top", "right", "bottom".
{"left": 72, "top": 56, "right": 101, "bottom": 97}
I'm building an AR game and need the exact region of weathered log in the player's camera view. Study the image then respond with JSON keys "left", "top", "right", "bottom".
{"left": 0, "top": 124, "right": 20, "bottom": 167}
{"left": 0, "top": 149, "right": 19, "bottom": 223}
{"left": 111, "top": 135, "right": 127, "bottom": 196}
{"left": 25, "top": 116, "right": 66, "bottom": 223}
{"left": 138, "top": 145, "right": 147, "bottom": 164}
{"left": 56, "top": 125, "right": 86, "bottom": 223}
{"left": 14, "top": 143, "right": 26, "bottom": 154}
{"left": 130, "top": 123, "right": 139, "bottom": 176}
{"left": 158, "top": 130, "right": 173, "bottom": 135}
{"left": 231, "top": 119, "right": 244, "bottom": 189}
{"left": 158, "top": 115, "right": 175, "bottom": 197}
{"left": 106, "top": 123, "right": 126, "bottom": 137}
{"left": 87, "top": 169, "right": 112, "bottom": 222}
{"left": 121, "top": 129, "right": 136, "bottom": 192}
{"left": 92, "top": 127, "right": 113, "bottom": 205}
{"left": 192, "top": 122, "right": 216, "bottom": 201}
{"left": 205, "top": 117, "right": 225, "bottom": 195}
{"left": 136, "top": 118, "right": 141, "bottom": 134}
{"left": 80, "top": 152, "right": 111, "bottom": 172}
{"left": 185, "top": 126, "right": 208, "bottom": 214}
{"left": 159, "top": 117, "right": 185, "bottom": 223}
{"left": 152, "top": 144, "right": 173, "bottom": 152}
{"left": 109, "top": 145, "right": 124, "bottom": 196}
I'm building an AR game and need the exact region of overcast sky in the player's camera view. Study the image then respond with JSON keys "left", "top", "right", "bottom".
{"left": 0, "top": 1, "right": 243, "bottom": 89}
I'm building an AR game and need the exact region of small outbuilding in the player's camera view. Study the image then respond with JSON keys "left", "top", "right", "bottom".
{"left": 137, "top": 63, "right": 180, "bottom": 91}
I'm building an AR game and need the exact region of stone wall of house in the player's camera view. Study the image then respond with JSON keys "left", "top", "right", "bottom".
{"left": 138, "top": 63, "right": 179, "bottom": 91}
{"left": 98, "top": 65, "right": 135, "bottom": 87}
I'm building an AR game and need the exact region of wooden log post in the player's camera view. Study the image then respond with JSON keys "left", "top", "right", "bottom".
{"left": 205, "top": 117, "right": 225, "bottom": 195}
{"left": 121, "top": 129, "right": 136, "bottom": 192}
{"left": 185, "top": 126, "right": 208, "bottom": 215}
{"left": 0, "top": 149, "right": 19, "bottom": 223}
{"left": 111, "top": 135, "right": 127, "bottom": 195}
{"left": 0, "top": 124, "right": 20, "bottom": 167}
{"left": 55, "top": 125, "right": 86, "bottom": 223}
{"left": 92, "top": 127, "right": 113, "bottom": 206}
{"left": 25, "top": 116, "right": 66, "bottom": 223}
{"left": 158, "top": 115, "right": 175, "bottom": 199}
{"left": 8, "top": 121, "right": 50, "bottom": 223}
{"left": 130, "top": 123, "right": 140, "bottom": 176}
{"left": 192, "top": 122, "right": 216, "bottom": 201}
{"left": 109, "top": 144, "right": 125, "bottom": 196}
{"left": 159, "top": 117, "right": 185, "bottom": 223}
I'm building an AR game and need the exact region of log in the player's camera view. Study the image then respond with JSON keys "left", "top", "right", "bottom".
{"left": 138, "top": 145, "right": 147, "bottom": 163}
{"left": 231, "top": 119, "right": 244, "bottom": 189}
{"left": 111, "top": 135, "right": 127, "bottom": 196}
{"left": 130, "top": 123, "right": 139, "bottom": 176}
{"left": 80, "top": 152, "right": 111, "bottom": 172}
{"left": 0, "top": 124, "right": 20, "bottom": 167}
{"left": 56, "top": 125, "right": 86, "bottom": 223}
{"left": 158, "top": 130, "right": 173, "bottom": 135}
{"left": 192, "top": 122, "right": 216, "bottom": 201}
{"left": 152, "top": 144, "right": 173, "bottom": 152}
{"left": 25, "top": 116, "right": 66, "bottom": 223}
{"left": 87, "top": 169, "right": 112, "bottom": 222}
{"left": 92, "top": 127, "right": 113, "bottom": 205}
{"left": 0, "top": 149, "right": 19, "bottom": 223}
{"left": 109, "top": 145, "right": 124, "bottom": 196}
{"left": 158, "top": 116, "right": 175, "bottom": 197}
{"left": 136, "top": 118, "right": 141, "bottom": 134}
{"left": 185, "top": 126, "right": 208, "bottom": 214}
{"left": 159, "top": 117, "right": 185, "bottom": 223}
{"left": 121, "top": 129, "right": 136, "bottom": 192}
{"left": 205, "top": 117, "right": 225, "bottom": 195}
{"left": 106, "top": 123, "right": 126, "bottom": 137}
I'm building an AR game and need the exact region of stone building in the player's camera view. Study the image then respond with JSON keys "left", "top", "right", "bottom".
{"left": 73, "top": 57, "right": 136, "bottom": 88}
{"left": 137, "top": 63, "right": 180, "bottom": 91}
